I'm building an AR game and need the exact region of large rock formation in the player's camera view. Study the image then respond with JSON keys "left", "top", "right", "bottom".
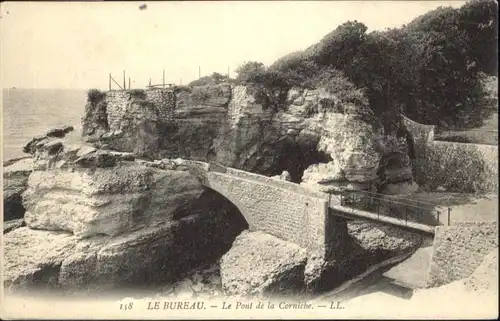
{"left": 220, "top": 231, "right": 308, "bottom": 297}
{"left": 4, "top": 137, "right": 247, "bottom": 291}
{"left": 81, "top": 84, "right": 416, "bottom": 191}
{"left": 3, "top": 125, "right": 75, "bottom": 222}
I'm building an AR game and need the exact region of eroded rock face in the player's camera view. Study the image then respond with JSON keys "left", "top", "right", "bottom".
{"left": 81, "top": 84, "right": 416, "bottom": 189}
{"left": 23, "top": 163, "right": 203, "bottom": 239}
{"left": 220, "top": 231, "right": 308, "bottom": 297}
{"left": 347, "top": 221, "right": 423, "bottom": 253}
{"left": 81, "top": 92, "right": 109, "bottom": 143}
{"left": 3, "top": 157, "right": 33, "bottom": 221}
{"left": 3, "top": 227, "right": 76, "bottom": 289}
{"left": 21, "top": 138, "right": 205, "bottom": 239}
{"left": 5, "top": 134, "right": 248, "bottom": 291}
{"left": 5, "top": 208, "right": 245, "bottom": 291}
{"left": 23, "top": 125, "right": 74, "bottom": 155}
{"left": 93, "top": 101, "right": 160, "bottom": 159}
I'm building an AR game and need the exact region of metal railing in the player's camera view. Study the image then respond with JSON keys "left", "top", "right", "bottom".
{"left": 329, "top": 189, "right": 451, "bottom": 227}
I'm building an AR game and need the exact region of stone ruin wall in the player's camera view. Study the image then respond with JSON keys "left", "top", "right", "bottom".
{"left": 145, "top": 89, "right": 176, "bottom": 121}
{"left": 105, "top": 89, "right": 176, "bottom": 132}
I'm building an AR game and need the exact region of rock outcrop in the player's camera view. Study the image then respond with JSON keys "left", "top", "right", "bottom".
{"left": 220, "top": 231, "right": 308, "bottom": 297}
{"left": 3, "top": 157, "right": 33, "bottom": 221}
{"left": 217, "top": 222, "right": 423, "bottom": 297}
{"left": 3, "top": 218, "right": 25, "bottom": 234}
{"left": 3, "top": 125, "right": 80, "bottom": 222}
{"left": 347, "top": 221, "right": 423, "bottom": 253}
{"left": 81, "top": 84, "right": 416, "bottom": 191}
{"left": 160, "top": 263, "right": 224, "bottom": 300}
{"left": 4, "top": 134, "right": 248, "bottom": 291}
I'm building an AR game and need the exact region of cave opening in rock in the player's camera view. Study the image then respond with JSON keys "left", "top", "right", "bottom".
{"left": 270, "top": 141, "right": 332, "bottom": 183}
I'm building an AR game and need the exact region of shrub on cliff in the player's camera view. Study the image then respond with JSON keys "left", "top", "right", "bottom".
{"left": 173, "top": 85, "right": 193, "bottom": 94}
{"left": 189, "top": 72, "right": 234, "bottom": 86}
{"left": 235, "top": 62, "right": 267, "bottom": 84}
{"left": 315, "top": 68, "right": 368, "bottom": 108}
{"left": 235, "top": 61, "right": 293, "bottom": 111}
{"left": 87, "top": 89, "right": 105, "bottom": 104}
{"left": 128, "top": 89, "right": 146, "bottom": 99}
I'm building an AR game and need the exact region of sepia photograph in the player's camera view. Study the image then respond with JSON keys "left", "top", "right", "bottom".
{"left": 1, "top": 0, "right": 498, "bottom": 319}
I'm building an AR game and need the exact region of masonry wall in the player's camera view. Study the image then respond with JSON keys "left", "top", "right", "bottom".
{"left": 427, "top": 221, "right": 498, "bottom": 287}
{"left": 145, "top": 89, "right": 176, "bottom": 121}
{"left": 105, "top": 89, "right": 176, "bottom": 132}
{"left": 106, "top": 91, "right": 134, "bottom": 131}
{"left": 402, "top": 115, "right": 498, "bottom": 193}
{"left": 221, "top": 166, "right": 328, "bottom": 199}
{"left": 205, "top": 171, "right": 331, "bottom": 257}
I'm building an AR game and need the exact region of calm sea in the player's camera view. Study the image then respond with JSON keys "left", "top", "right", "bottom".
{"left": 2, "top": 88, "right": 88, "bottom": 161}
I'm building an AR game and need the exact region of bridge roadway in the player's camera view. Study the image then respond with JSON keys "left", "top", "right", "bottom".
{"left": 183, "top": 160, "right": 439, "bottom": 253}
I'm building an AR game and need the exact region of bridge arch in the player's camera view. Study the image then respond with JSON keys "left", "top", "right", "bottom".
{"left": 203, "top": 178, "right": 255, "bottom": 228}
{"left": 183, "top": 160, "right": 333, "bottom": 255}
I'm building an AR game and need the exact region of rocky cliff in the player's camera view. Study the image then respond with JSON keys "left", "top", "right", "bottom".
{"left": 81, "top": 84, "right": 416, "bottom": 193}
{"left": 4, "top": 134, "right": 248, "bottom": 291}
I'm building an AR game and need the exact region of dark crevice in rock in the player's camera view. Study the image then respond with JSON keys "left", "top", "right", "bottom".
{"left": 32, "top": 263, "right": 62, "bottom": 287}
{"left": 3, "top": 193, "right": 26, "bottom": 221}
{"left": 269, "top": 141, "right": 332, "bottom": 183}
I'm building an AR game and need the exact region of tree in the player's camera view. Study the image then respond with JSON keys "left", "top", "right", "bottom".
{"left": 233, "top": 1, "right": 496, "bottom": 128}
{"left": 211, "top": 72, "right": 226, "bottom": 84}
{"left": 458, "top": 0, "right": 498, "bottom": 75}
{"left": 309, "top": 20, "right": 368, "bottom": 68}
{"left": 235, "top": 61, "right": 267, "bottom": 83}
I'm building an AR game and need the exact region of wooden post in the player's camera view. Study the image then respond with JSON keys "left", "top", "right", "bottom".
{"left": 149, "top": 78, "right": 152, "bottom": 86}
{"left": 123, "top": 70, "right": 126, "bottom": 91}
{"left": 109, "top": 73, "right": 111, "bottom": 91}
{"left": 128, "top": 77, "right": 131, "bottom": 90}
{"left": 448, "top": 207, "right": 451, "bottom": 226}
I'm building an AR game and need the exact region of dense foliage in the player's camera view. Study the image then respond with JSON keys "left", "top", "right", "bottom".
{"left": 235, "top": 0, "right": 498, "bottom": 130}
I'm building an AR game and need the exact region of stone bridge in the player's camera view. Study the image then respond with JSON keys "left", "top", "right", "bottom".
{"left": 184, "top": 160, "right": 334, "bottom": 257}
{"left": 183, "top": 160, "right": 437, "bottom": 258}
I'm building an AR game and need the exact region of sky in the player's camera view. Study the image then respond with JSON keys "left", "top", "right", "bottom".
{"left": 1, "top": 1, "right": 467, "bottom": 90}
